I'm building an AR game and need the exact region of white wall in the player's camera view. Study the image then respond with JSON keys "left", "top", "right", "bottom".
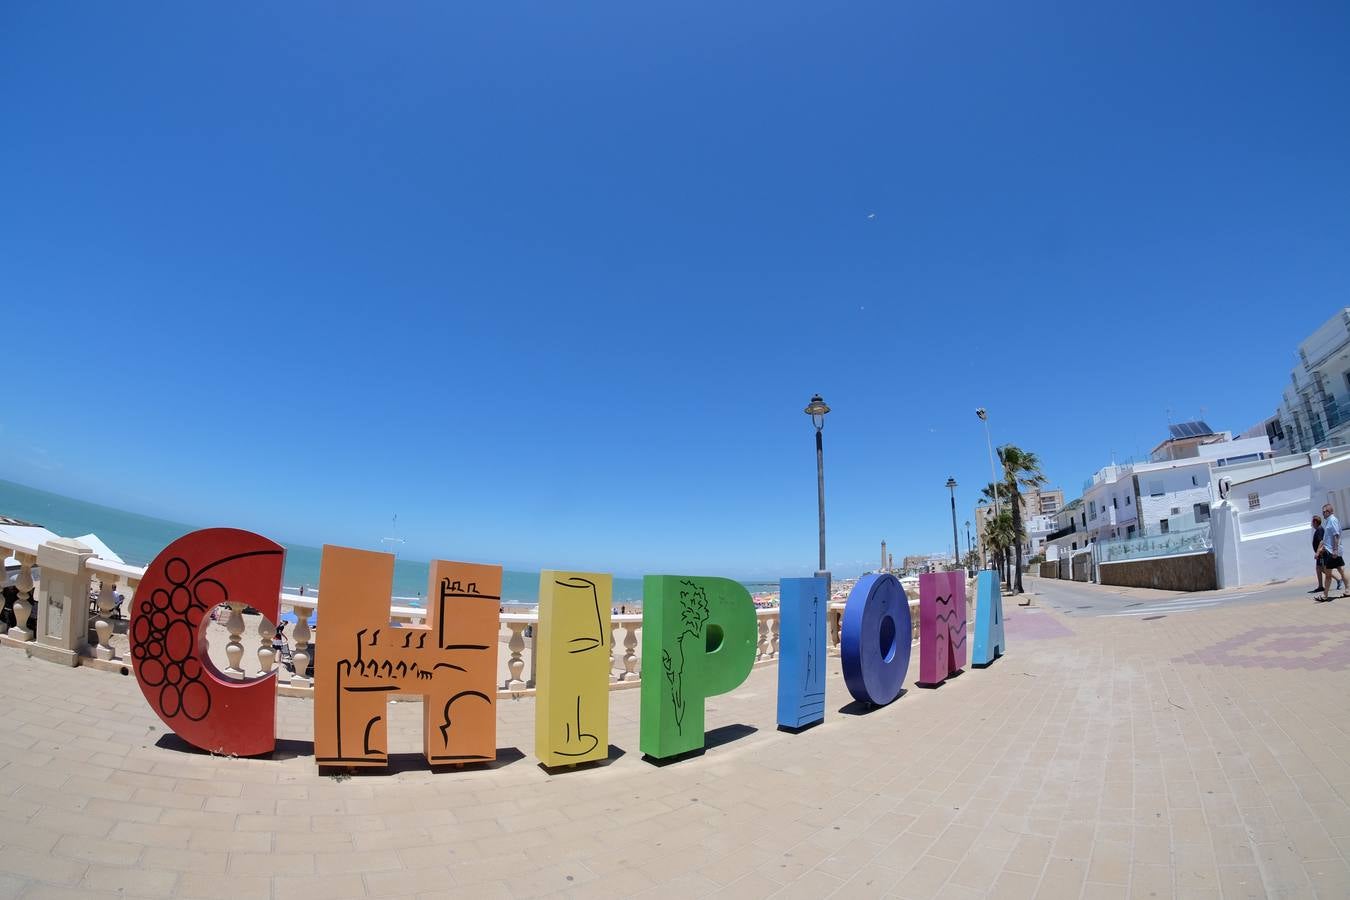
{"left": 1211, "top": 452, "right": 1350, "bottom": 587}
{"left": 1198, "top": 435, "right": 1272, "bottom": 466}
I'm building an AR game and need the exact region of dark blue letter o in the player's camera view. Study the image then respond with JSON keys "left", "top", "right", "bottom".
{"left": 841, "top": 573, "right": 913, "bottom": 706}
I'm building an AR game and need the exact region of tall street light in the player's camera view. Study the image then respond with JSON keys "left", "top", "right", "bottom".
{"left": 805, "top": 394, "right": 831, "bottom": 591}
{"left": 965, "top": 519, "right": 972, "bottom": 570}
{"left": 976, "top": 408, "right": 1001, "bottom": 519}
{"left": 946, "top": 477, "right": 960, "bottom": 570}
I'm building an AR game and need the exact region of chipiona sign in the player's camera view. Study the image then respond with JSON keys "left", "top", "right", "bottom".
{"left": 130, "top": 528, "right": 1007, "bottom": 766}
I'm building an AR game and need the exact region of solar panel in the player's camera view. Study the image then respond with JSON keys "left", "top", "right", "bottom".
{"left": 1168, "top": 420, "right": 1214, "bottom": 439}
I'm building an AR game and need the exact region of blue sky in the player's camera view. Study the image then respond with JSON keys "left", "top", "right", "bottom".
{"left": 3, "top": 1, "right": 1348, "bottom": 578}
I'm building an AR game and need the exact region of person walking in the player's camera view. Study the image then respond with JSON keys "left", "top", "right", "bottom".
{"left": 1320, "top": 503, "right": 1348, "bottom": 601}
{"left": 1312, "top": 515, "right": 1327, "bottom": 595}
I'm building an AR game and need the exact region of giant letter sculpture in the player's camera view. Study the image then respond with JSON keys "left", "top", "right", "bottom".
{"left": 917, "top": 571, "right": 968, "bottom": 687}
{"left": 535, "top": 571, "right": 612, "bottom": 767}
{"left": 841, "top": 573, "right": 912, "bottom": 706}
{"left": 640, "top": 576, "right": 757, "bottom": 759}
{"left": 314, "top": 546, "right": 501, "bottom": 767}
{"left": 777, "top": 576, "right": 827, "bottom": 729}
{"left": 131, "top": 528, "right": 284, "bottom": 757}
{"left": 970, "top": 570, "right": 1006, "bottom": 666}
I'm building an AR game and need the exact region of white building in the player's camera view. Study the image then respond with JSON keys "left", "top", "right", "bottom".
{"left": 1275, "top": 309, "right": 1350, "bottom": 454}
{"left": 1024, "top": 513, "right": 1057, "bottom": 558}
{"left": 1080, "top": 428, "right": 1273, "bottom": 544}
{"left": 1044, "top": 498, "right": 1086, "bottom": 561}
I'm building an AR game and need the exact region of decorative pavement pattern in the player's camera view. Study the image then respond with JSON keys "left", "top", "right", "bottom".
{"left": 2, "top": 582, "right": 1350, "bottom": 899}
{"left": 1004, "top": 608, "right": 1074, "bottom": 641}
{"left": 1179, "top": 623, "right": 1350, "bottom": 671}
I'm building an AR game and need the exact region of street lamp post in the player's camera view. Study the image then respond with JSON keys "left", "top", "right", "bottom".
{"left": 946, "top": 477, "right": 960, "bottom": 570}
{"left": 976, "top": 408, "right": 1001, "bottom": 520}
{"left": 804, "top": 394, "right": 831, "bottom": 592}
{"left": 965, "top": 520, "right": 972, "bottom": 570}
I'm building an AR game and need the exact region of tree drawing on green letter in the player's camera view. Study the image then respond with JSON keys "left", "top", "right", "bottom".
{"left": 661, "top": 580, "right": 709, "bottom": 734}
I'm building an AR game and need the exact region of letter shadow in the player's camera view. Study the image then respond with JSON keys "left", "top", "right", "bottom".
{"left": 537, "top": 744, "right": 627, "bottom": 776}
{"left": 914, "top": 669, "right": 966, "bottom": 690}
{"left": 776, "top": 719, "right": 824, "bottom": 735}
{"left": 972, "top": 652, "right": 1003, "bottom": 670}
{"left": 837, "top": 690, "right": 906, "bottom": 716}
{"left": 153, "top": 732, "right": 287, "bottom": 760}
{"left": 314, "top": 747, "right": 525, "bottom": 776}
{"left": 641, "top": 723, "right": 758, "bottom": 767}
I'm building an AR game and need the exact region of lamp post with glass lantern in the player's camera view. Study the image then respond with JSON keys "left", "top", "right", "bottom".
{"left": 804, "top": 394, "right": 831, "bottom": 591}
{"left": 976, "top": 407, "right": 1001, "bottom": 520}
{"left": 965, "top": 520, "right": 972, "bottom": 570}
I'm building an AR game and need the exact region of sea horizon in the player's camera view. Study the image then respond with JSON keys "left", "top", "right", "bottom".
{"left": 0, "top": 478, "right": 779, "bottom": 605}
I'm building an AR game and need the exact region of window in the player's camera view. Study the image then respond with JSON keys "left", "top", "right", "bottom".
{"left": 1127, "top": 525, "right": 1136, "bottom": 538}
{"left": 1149, "top": 480, "right": 1164, "bottom": 497}
{"left": 1248, "top": 492, "right": 1261, "bottom": 510}
{"left": 1160, "top": 520, "right": 1170, "bottom": 534}
{"left": 1170, "top": 507, "right": 1181, "bottom": 516}
{"left": 1112, "top": 497, "right": 1118, "bottom": 509}
{"left": 1192, "top": 475, "right": 1198, "bottom": 486}
{"left": 1194, "top": 502, "right": 1211, "bottom": 522}
{"left": 1127, "top": 495, "right": 1132, "bottom": 505}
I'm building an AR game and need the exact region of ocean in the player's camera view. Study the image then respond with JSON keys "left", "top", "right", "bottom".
{"left": 0, "top": 479, "right": 772, "bottom": 605}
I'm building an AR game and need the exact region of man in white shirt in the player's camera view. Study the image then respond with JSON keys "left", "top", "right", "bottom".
{"left": 1320, "top": 503, "right": 1347, "bottom": 600}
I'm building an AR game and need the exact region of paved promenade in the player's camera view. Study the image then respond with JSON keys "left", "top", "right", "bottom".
{"left": 3, "top": 579, "right": 1350, "bottom": 899}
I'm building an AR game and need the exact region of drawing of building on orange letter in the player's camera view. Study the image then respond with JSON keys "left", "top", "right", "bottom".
{"left": 314, "top": 547, "right": 501, "bottom": 768}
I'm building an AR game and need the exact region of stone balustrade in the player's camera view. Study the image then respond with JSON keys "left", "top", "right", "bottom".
{"left": 3, "top": 530, "right": 979, "bottom": 698}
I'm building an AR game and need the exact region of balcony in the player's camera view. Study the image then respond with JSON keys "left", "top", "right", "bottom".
{"left": 1046, "top": 522, "right": 1077, "bottom": 542}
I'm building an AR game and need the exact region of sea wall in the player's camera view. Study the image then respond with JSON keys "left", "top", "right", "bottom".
{"left": 1097, "top": 551, "right": 1217, "bottom": 592}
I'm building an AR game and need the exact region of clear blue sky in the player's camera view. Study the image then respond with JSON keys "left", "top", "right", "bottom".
{"left": 4, "top": 1, "right": 1348, "bottom": 578}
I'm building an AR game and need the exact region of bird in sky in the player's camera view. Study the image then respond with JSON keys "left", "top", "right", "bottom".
{"left": 867, "top": 212, "right": 877, "bottom": 220}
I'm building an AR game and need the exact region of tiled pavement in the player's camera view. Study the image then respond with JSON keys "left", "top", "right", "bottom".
{"left": 3, "top": 584, "right": 1350, "bottom": 899}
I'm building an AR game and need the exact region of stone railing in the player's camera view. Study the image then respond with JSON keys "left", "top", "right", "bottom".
{"left": 0, "top": 532, "right": 794, "bottom": 697}
{"left": 494, "top": 609, "right": 782, "bottom": 696}
{"left": 3, "top": 531, "right": 977, "bottom": 697}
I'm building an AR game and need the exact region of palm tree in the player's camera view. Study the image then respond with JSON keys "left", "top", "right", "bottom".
{"left": 980, "top": 482, "right": 1012, "bottom": 580}
{"left": 982, "top": 510, "right": 1016, "bottom": 588}
{"left": 998, "top": 444, "right": 1047, "bottom": 594}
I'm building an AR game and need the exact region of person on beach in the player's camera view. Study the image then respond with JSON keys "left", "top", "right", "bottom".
{"left": 1319, "top": 503, "right": 1348, "bottom": 601}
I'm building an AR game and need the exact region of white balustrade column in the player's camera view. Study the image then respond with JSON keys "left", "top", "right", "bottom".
{"left": 770, "top": 613, "right": 780, "bottom": 659}
{"left": 827, "top": 607, "right": 842, "bottom": 654}
{"left": 504, "top": 622, "right": 526, "bottom": 691}
{"left": 756, "top": 616, "right": 770, "bottom": 661}
{"left": 291, "top": 608, "right": 312, "bottom": 688}
{"left": 223, "top": 602, "right": 246, "bottom": 677}
{"left": 256, "top": 615, "right": 275, "bottom": 674}
{"left": 609, "top": 626, "right": 619, "bottom": 683}
{"left": 620, "top": 621, "right": 640, "bottom": 681}
{"left": 93, "top": 577, "right": 118, "bottom": 660}
{"left": 527, "top": 624, "right": 538, "bottom": 688}
{"left": 9, "top": 558, "right": 35, "bottom": 641}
